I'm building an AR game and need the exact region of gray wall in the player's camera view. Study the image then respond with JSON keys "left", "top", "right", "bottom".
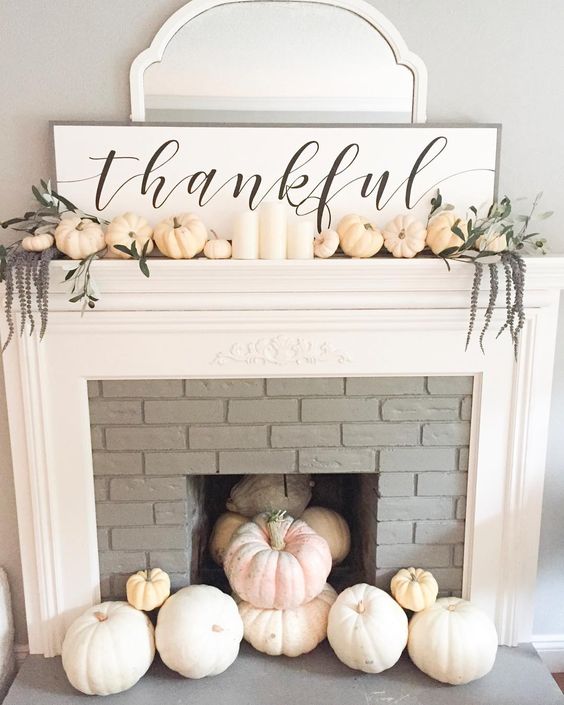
{"left": 0, "top": 0, "right": 563, "bottom": 646}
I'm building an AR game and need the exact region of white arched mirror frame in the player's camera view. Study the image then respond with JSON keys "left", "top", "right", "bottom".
{"left": 130, "top": 0, "right": 428, "bottom": 123}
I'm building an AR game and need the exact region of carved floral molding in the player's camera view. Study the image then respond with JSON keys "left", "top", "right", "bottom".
{"left": 212, "top": 335, "right": 351, "bottom": 366}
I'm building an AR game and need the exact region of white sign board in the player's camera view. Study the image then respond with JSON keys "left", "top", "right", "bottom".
{"left": 53, "top": 123, "right": 499, "bottom": 233}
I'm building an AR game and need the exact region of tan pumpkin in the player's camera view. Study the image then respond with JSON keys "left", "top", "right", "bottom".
{"left": 126, "top": 568, "right": 170, "bottom": 611}
{"left": 390, "top": 567, "right": 438, "bottom": 612}
{"left": 426, "top": 212, "right": 468, "bottom": 255}
{"left": 209, "top": 511, "right": 247, "bottom": 565}
{"left": 21, "top": 233, "right": 54, "bottom": 252}
{"left": 54, "top": 215, "right": 106, "bottom": 259}
{"left": 105, "top": 212, "right": 154, "bottom": 259}
{"left": 314, "top": 229, "right": 340, "bottom": 258}
{"left": 204, "top": 236, "right": 232, "bottom": 259}
{"left": 382, "top": 215, "right": 427, "bottom": 258}
{"left": 153, "top": 213, "right": 207, "bottom": 259}
{"left": 238, "top": 583, "right": 337, "bottom": 657}
{"left": 225, "top": 473, "right": 313, "bottom": 518}
{"left": 337, "top": 214, "right": 383, "bottom": 258}
{"left": 301, "top": 506, "right": 351, "bottom": 565}
{"left": 223, "top": 510, "right": 332, "bottom": 610}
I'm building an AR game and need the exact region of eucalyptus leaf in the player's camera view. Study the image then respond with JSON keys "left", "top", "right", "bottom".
{"left": 139, "top": 259, "right": 150, "bottom": 278}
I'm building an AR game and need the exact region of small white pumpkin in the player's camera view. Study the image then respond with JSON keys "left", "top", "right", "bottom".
{"left": 337, "top": 214, "right": 383, "bottom": 258}
{"left": 153, "top": 213, "right": 207, "bottom": 259}
{"left": 54, "top": 215, "right": 106, "bottom": 260}
{"left": 62, "top": 601, "right": 155, "bottom": 696}
{"left": 476, "top": 226, "right": 508, "bottom": 253}
{"left": 126, "top": 568, "right": 171, "bottom": 611}
{"left": 408, "top": 597, "right": 498, "bottom": 685}
{"left": 105, "top": 212, "right": 154, "bottom": 259}
{"left": 204, "top": 234, "right": 232, "bottom": 259}
{"left": 426, "top": 212, "right": 468, "bottom": 255}
{"left": 21, "top": 233, "right": 54, "bottom": 252}
{"left": 225, "top": 473, "right": 313, "bottom": 518}
{"left": 390, "top": 567, "right": 438, "bottom": 612}
{"left": 314, "top": 229, "right": 340, "bottom": 258}
{"left": 238, "top": 583, "right": 337, "bottom": 657}
{"left": 382, "top": 215, "right": 427, "bottom": 258}
{"left": 155, "top": 585, "right": 243, "bottom": 679}
{"left": 209, "top": 511, "right": 247, "bottom": 565}
{"left": 301, "top": 506, "right": 351, "bottom": 565}
{"left": 327, "top": 583, "right": 408, "bottom": 673}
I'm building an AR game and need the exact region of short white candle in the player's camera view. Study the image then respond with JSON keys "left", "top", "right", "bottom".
{"left": 287, "top": 220, "right": 315, "bottom": 259}
{"left": 232, "top": 210, "right": 259, "bottom": 259}
{"left": 259, "top": 202, "right": 287, "bottom": 259}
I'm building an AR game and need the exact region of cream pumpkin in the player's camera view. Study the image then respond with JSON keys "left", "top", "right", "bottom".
{"left": 314, "top": 229, "right": 340, "bottom": 258}
{"left": 204, "top": 237, "right": 232, "bottom": 259}
{"left": 54, "top": 215, "right": 106, "bottom": 260}
{"left": 408, "top": 597, "right": 498, "bottom": 685}
{"left": 327, "top": 584, "right": 408, "bottom": 673}
{"left": 62, "top": 601, "right": 155, "bottom": 696}
{"left": 105, "top": 212, "right": 154, "bottom": 259}
{"left": 238, "top": 583, "right": 337, "bottom": 657}
{"left": 426, "top": 212, "right": 468, "bottom": 255}
{"left": 382, "top": 215, "right": 427, "bottom": 258}
{"left": 153, "top": 213, "right": 207, "bottom": 259}
{"left": 223, "top": 510, "right": 332, "bottom": 610}
{"left": 225, "top": 473, "right": 313, "bottom": 518}
{"left": 126, "top": 568, "right": 170, "bottom": 611}
{"left": 155, "top": 585, "right": 243, "bottom": 679}
{"left": 390, "top": 567, "right": 438, "bottom": 612}
{"left": 476, "top": 226, "right": 508, "bottom": 253}
{"left": 337, "top": 214, "right": 383, "bottom": 258}
{"left": 21, "top": 233, "right": 54, "bottom": 252}
{"left": 301, "top": 506, "right": 351, "bottom": 565}
{"left": 209, "top": 511, "right": 247, "bottom": 565}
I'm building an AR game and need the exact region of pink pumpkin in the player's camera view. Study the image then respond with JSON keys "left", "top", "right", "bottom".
{"left": 224, "top": 511, "right": 332, "bottom": 610}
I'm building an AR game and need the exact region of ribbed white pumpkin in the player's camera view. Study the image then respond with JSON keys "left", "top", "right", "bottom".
{"left": 153, "top": 213, "right": 207, "bottom": 259}
{"left": 209, "top": 511, "right": 247, "bottom": 565}
{"left": 105, "top": 212, "right": 154, "bottom": 259}
{"left": 327, "top": 584, "right": 408, "bottom": 673}
{"left": 390, "top": 567, "right": 438, "bottom": 612}
{"left": 54, "top": 215, "right": 106, "bottom": 260}
{"left": 476, "top": 226, "right": 508, "bottom": 253}
{"left": 225, "top": 473, "right": 313, "bottom": 518}
{"left": 204, "top": 237, "right": 232, "bottom": 259}
{"left": 408, "top": 597, "right": 498, "bottom": 685}
{"left": 337, "top": 214, "right": 383, "bottom": 258}
{"left": 155, "top": 585, "right": 243, "bottom": 679}
{"left": 301, "top": 506, "right": 351, "bottom": 565}
{"left": 126, "top": 568, "right": 170, "bottom": 611}
{"left": 61, "top": 601, "right": 155, "bottom": 696}
{"left": 426, "top": 212, "right": 467, "bottom": 255}
{"left": 382, "top": 215, "right": 427, "bottom": 258}
{"left": 21, "top": 233, "right": 54, "bottom": 252}
{"left": 314, "top": 229, "right": 340, "bottom": 258}
{"left": 238, "top": 583, "right": 337, "bottom": 657}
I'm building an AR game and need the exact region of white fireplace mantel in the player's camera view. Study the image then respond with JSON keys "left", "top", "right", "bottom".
{"left": 2, "top": 255, "right": 564, "bottom": 656}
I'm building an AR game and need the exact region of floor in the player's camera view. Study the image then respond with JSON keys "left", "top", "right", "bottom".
{"left": 4, "top": 642, "right": 564, "bottom": 705}
{"left": 555, "top": 673, "right": 564, "bottom": 693}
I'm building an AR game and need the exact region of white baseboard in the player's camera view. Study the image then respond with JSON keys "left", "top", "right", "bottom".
{"left": 532, "top": 634, "right": 564, "bottom": 673}
{"left": 13, "top": 644, "right": 29, "bottom": 668}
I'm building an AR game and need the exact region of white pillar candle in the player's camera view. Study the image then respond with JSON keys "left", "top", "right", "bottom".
{"left": 287, "top": 220, "right": 315, "bottom": 259}
{"left": 259, "top": 202, "right": 287, "bottom": 259}
{"left": 232, "top": 210, "right": 259, "bottom": 259}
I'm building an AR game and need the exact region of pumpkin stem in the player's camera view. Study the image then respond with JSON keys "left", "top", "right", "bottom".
{"left": 356, "top": 600, "right": 365, "bottom": 614}
{"left": 363, "top": 223, "right": 374, "bottom": 231}
{"left": 212, "top": 624, "right": 224, "bottom": 633}
{"left": 76, "top": 221, "right": 85, "bottom": 232}
{"left": 266, "top": 510, "right": 288, "bottom": 551}
{"left": 173, "top": 217, "right": 181, "bottom": 229}
{"left": 94, "top": 611, "right": 108, "bottom": 622}
{"left": 128, "top": 231, "right": 136, "bottom": 238}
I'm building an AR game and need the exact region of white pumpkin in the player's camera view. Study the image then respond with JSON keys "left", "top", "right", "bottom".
{"left": 301, "top": 506, "right": 351, "bottom": 565}
{"left": 238, "top": 583, "right": 337, "bottom": 657}
{"left": 62, "top": 601, "right": 155, "bottom": 696}
{"left": 382, "top": 215, "right": 427, "bottom": 258}
{"left": 314, "top": 229, "right": 340, "bottom": 258}
{"left": 153, "top": 213, "right": 207, "bottom": 259}
{"left": 54, "top": 215, "right": 106, "bottom": 260}
{"left": 204, "top": 237, "right": 232, "bottom": 259}
{"left": 105, "top": 212, "right": 154, "bottom": 259}
{"left": 390, "top": 567, "right": 438, "bottom": 612}
{"left": 126, "top": 568, "right": 170, "bottom": 611}
{"left": 327, "top": 583, "right": 408, "bottom": 673}
{"left": 21, "top": 233, "right": 54, "bottom": 252}
{"left": 209, "top": 511, "right": 248, "bottom": 565}
{"left": 408, "top": 597, "right": 498, "bottom": 685}
{"left": 225, "top": 473, "right": 313, "bottom": 518}
{"left": 155, "top": 585, "right": 243, "bottom": 679}
{"left": 337, "top": 214, "right": 383, "bottom": 258}
{"left": 426, "top": 212, "right": 467, "bottom": 255}
{"left": 476, "top": 226, "right": 508, "bottom": 253}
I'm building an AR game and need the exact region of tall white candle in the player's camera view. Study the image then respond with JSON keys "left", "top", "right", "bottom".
{"left": 259, "top": 202, "right": 287, "bottom": 259}
{"left": 287, "top": 220, "right": 315, "bottom": 259}
{"left": 232, "top": 210, "right": 259, "bottom": 259}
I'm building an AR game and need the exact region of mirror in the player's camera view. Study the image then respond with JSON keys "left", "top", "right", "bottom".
{"left": 131, "top": 0, "right": 427, "bottom": 124}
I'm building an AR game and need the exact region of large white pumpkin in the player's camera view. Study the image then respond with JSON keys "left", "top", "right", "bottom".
{"left": 327, "top": 584, "right": 408, "bottom": 673}
{"left": 155, "top": 585, "right": 243, "bottom": 679}
{"left": 301, "top": 506, "right": 351, "bottom": 565}
{"left": 225, "top": 473, "right": 313, "bottom": 518}
{"left": 61, "top": 601, "right": 155, "bottom": 696}
{"left": 408, "top": 597, "right": 498, "bottom": 685}
{"left": 238, "top": 583, "right": 337, "bottom": 657}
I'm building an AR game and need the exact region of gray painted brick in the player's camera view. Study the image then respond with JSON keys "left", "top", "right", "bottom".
{"left": 112, "top": 526, "right": 186, "bottom": 550}
{"left": 461, "top": 396, "right": 473, "bottom": 421}
{"left": 459, "top": 447, "right": 469, "bottom": 471}
{"left": 375, "top": 569, "right": 398, "bottom": 591}
{"left": 89, "top": 400, "right": 143, "bottom": 425}
{"left": 343, "top": 422, "right": 420, "bottom": 447}
{"left": 145, "top": 399, "right": 224, "bottom": 424}
{"left": 190, "top": 425, "right": 267, "bottom": 450}
{"left": 97, "top": 528, "right": 110, "bottom": 551}
{"left": 377, "top": 544, "right": 452, "bottom": 569}
{"left": 94, "top": 478, "right": 108, "bottom": 501}
{"left": 148, "top": 550, "right": 189, "bottom": 573}
{"left": 422, "top": 422, "right": 471, "bottom": 446}
{"left": 454, "top": 543, "right": 464, "bottom": 567}
{"left": 346, "top": 377, "right": 425, "bottom": 396}
{"left": 456, "top": 497, "right": 467, "bottom": 519}
{"left": 145, "top": 451, "right": 216, "bottom": 475}
{"left": 302, "top": 398, "right": 380, "bottom": 422}
{"left": 271, "top": 424, "right": 340, "bottom": 448}
{"left": 427, "top": 376, "right": 473, "bottom": 395}
{"left": 106, "top": 426, "right": 186, "bottom": 451}
{"left": 92, "top": 452, "right": 143, "bottom": 476}
{"left": 185, "top": 378, "right": 264, "bottom": 397}
{"left": 378, "top": 473, "right": 415, "bottom": 497}
{"left": 417, "top": 472, "right": 468, "bottom": 496}
{"left": 103, "top": 380, "right": 184, "bottom": 398}
{"left": 219, "top": 450, "right": 296, "bottom": 474}
{"left": 415, "top": 520, "right": 465, "bottom": 544}
{"left": 155, "top": 501, "right": 188, "bottom": 525}
{"left": 427, "top": 567, "right": 463, "bottom": 591}
{"left": 91, "top": 427, "right": 104, "bottom": 450}
{"left": 99, "top": 576, "right": 111, "bottom": 600}
{"left": 228, "top": 399, "right": 298, "bottom": 423}
{"left": 110, "top": 476, "right": 186, "bottom": 501}
{"left": 266, "top": 378, "right": 344, "bottom": 396}
{"left": 99, "top": 551, "right": 146, "bottom": 574}
{"left": 378, "top": 497, "right": 454, "bottom": 521}
{"left": 88, "top": 381, "right": 101, "bottom": 398}
{"left": 380, "top": 447, "right": 457, "bottom": 472}
{"left": 382, "top": 397, "right": 459, "bottom": 421}
{"left": 299, "top": 448, "right": 375, "bottom": 473}
{"left": 97, "top": 502, "right": 154, "bottom": 527}
{"left": 169, "top": 574, "right": 191, "bottom": 591}
{"left": 376, "top": 521, "right": 414, "bottom": 545}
